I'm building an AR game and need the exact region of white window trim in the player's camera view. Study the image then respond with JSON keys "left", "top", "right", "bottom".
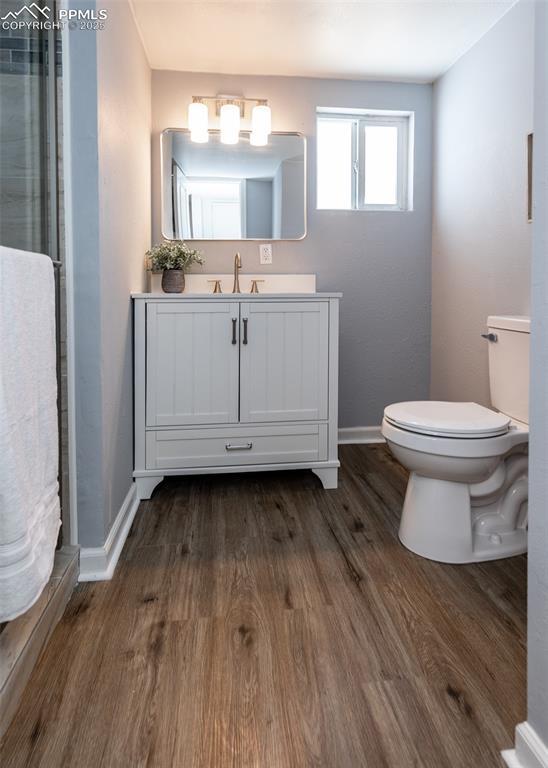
{"left": 316, "top": 110, "right": 413, "bottom": 212}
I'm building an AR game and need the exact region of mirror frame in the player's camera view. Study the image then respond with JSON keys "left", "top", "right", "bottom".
{"left": 160, "top": 128, "right": 307, "bottom": 241}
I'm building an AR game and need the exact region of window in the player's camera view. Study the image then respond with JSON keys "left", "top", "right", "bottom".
{"left": 316, "top": 110, "right": 413, "bottom": 211}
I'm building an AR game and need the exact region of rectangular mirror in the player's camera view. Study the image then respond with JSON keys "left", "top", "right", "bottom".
{"left": 161, "top": 129, "right": 306, "bottom": 240}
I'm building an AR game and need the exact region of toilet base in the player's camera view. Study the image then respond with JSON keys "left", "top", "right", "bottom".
{"left": 399, "top": 472, "right": 527, "bottom": 564}
{"left": 471, "top": 528, "right": 527, "bottom": 562}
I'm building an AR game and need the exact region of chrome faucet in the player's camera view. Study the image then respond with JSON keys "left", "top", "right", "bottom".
{"left": 232, "top": 252, "right": 242, "bottom": 293}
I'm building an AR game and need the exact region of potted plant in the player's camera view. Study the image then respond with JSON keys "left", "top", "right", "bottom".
{"left": 146, "top": 241, "right": 204, "bottom": 293}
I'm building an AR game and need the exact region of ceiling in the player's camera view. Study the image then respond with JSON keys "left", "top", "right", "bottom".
{"left": 129, "top": 0, "right": 516, "bottom": 83}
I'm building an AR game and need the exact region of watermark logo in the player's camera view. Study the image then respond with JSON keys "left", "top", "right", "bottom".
{"left": 1, "top": 3, "right": 50, "bottom": 21}
{"left": 1, "top": 2, "right": 107, "bottom": 29}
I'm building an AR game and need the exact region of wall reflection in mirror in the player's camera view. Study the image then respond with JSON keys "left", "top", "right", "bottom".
{"left": 162, "top": 130, "right": 306, "bottom": 240}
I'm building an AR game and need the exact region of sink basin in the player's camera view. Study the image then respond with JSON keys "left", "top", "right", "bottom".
{"left": 149, "top": 273, "right": 316, "bottom": 294}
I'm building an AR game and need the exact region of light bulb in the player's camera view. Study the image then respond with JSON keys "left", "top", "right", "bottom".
{"left": 252, "top": 103, "right": 271, "bottom": 137}
{"left": 188, "top": 101, "right": 208, "bottom": 143}
{"left": 220, "top": 103, "right": 240, "bottom": 144}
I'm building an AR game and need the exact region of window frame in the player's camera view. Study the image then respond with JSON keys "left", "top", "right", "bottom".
{"left": 316, "top": 111, "right": 412, "bottom": 212}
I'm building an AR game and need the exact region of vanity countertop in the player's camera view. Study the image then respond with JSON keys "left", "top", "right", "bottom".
{"left": 131, "top": 292, "right": 343, "bottom": 300}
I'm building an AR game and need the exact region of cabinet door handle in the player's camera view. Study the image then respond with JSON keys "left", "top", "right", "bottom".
{"left": 242, "top": 317, "right": 248, "bottom": 345}
{"left": 225, "top": 442, "right": 253, "bottom": 451}
{"left": 231, "top": 317, "right": 237, "bottom": 344}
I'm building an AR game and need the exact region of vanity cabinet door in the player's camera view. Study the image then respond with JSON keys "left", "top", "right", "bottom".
{"left": 239, "top": 301, "right": 329, "bottom": 423}
{"left": 146, "top": 301, "right": 240, "bottom": 427}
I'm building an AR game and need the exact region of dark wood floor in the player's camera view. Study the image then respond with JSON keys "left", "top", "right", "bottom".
{"left": 0, "top": 445, "right": 526, "bottom": 767}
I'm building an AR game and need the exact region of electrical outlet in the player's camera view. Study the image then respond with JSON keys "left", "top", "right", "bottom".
{"left": 259, "top": 243, "right": 273, "bottom": 265}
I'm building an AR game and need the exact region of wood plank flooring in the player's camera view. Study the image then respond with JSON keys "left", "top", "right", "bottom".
{"left": 0, "top": 446, "right": 526, "bottom": 767}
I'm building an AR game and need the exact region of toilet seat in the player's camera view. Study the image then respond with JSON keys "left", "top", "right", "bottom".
{"left": 384, "top": 401, "right": 510, "bottom": 439}
{"left": 381, "top": 416, "right": 527, "bottom": 460}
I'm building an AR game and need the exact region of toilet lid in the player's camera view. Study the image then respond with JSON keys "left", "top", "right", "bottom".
{"left": 384, "top": 401, "right": 511, "bottom": 438}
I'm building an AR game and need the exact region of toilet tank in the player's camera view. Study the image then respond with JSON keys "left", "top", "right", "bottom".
{"left": 487, "top": 315, "right": 530, "bottom": 424}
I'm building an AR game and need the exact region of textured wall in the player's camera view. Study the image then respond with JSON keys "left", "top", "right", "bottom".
{"left": 151, "top": 71, "right": 433, "bottom": 428}
{"left": 528, "top": 0, "right": 548, "bottom": 746}
{"left": 67, "top": 0, "right": 151, "bottom": 547}
{"left": 64, "top": 7, "right": 104, "bottom": 546}
{"left": 96, "top": 0, "right": 151, "bottom": 539}
{"left": 431, "top": 1, "right": 534, "bottom": 405}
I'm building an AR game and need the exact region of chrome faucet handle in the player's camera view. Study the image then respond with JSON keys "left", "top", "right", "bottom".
{"left": 250, "top": 279, "right": 265, "bottom": 294}
{"left": 207, "top": 279, "right": 223, "bottom": 294}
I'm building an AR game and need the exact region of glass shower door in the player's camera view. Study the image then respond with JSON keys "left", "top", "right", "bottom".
{"left": 0, "top": 1, "right": 70, "bottom": 542}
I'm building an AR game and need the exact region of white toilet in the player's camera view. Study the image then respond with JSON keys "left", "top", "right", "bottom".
{"left": 381, "top": 315, "right": 530, "bottom": 564}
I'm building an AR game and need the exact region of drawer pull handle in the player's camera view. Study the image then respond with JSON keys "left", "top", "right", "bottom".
{"left": 242, "top": 317, "right": 248, "bottom": 345}
{"left": 225, "top": 442, "right": 253, "bottom": 451}
{"left": 231, "top": 317, "right": 237, "bottom": 344}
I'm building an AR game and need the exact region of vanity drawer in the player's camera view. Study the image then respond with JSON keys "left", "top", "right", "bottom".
{"left": 145, "top": 424, "right": 328, "bottom": 470}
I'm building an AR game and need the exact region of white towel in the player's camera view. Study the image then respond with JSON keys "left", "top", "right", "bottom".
{"left": 0, "top": 247, "right": 61, "bottom": 622}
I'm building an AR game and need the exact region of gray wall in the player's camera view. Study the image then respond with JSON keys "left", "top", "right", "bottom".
{"left": 431, "top": 0, "right": 534, "bottom": 405}
{"left": 151, "top": 71, "right": 433, "bottom": 428}
{"left": 246, "top": 180, "right": 273, "bottom": 238}
{"left": 276, "top": 158, "right": 305, "bottom": 238}
{"left": 67, "top": 0, "right": 151, "bottom": 547}
{"left": 65, "top": 6, "right": 104, "bottom": 547}
{"left": 96, "top": 0, "right": 151, "bottom": 541}
{"left": 528, "top": 0, "right": 548, "bottom": 746}
{"left": 271, "top": 157, "right": 304, "bottom": 238}
{"left": 282, "top": 159, "right": 305, "bottom": 239}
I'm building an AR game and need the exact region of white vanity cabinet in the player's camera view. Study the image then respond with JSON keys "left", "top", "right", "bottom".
{"left": 133, "top": 293, "right": 340, "bottom": 499}
{"left": 239, "top": 301, "right": 329, "bottom": 423}
{"left": 146, "top": 301, "right": 240, "bottom": 426}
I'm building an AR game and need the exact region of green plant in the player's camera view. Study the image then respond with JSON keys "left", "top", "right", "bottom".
{"left": 146, "top": 241, "right": 204, "bottom": 272}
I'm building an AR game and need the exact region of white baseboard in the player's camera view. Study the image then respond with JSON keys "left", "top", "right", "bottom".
{"left": 79, "top": 483, "right": 140, "bottom": 582}
{"left": 503, "top": 723, "right": 548, "bottom": 768}
{"left": 338, "top": 426, "right": 385, "bottom": 445}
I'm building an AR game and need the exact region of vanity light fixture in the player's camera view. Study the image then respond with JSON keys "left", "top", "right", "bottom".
{"left": 250, "top": 101, "right": 271, "bottom": 146}
{"left": 187, "top": 95, "right": 271, "bottom": 145}
{"left": 220, "top": 102, "right": 241, "bottom": 145}
{"left": 188, "top": 98, "right": 209, "bottom": 143}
